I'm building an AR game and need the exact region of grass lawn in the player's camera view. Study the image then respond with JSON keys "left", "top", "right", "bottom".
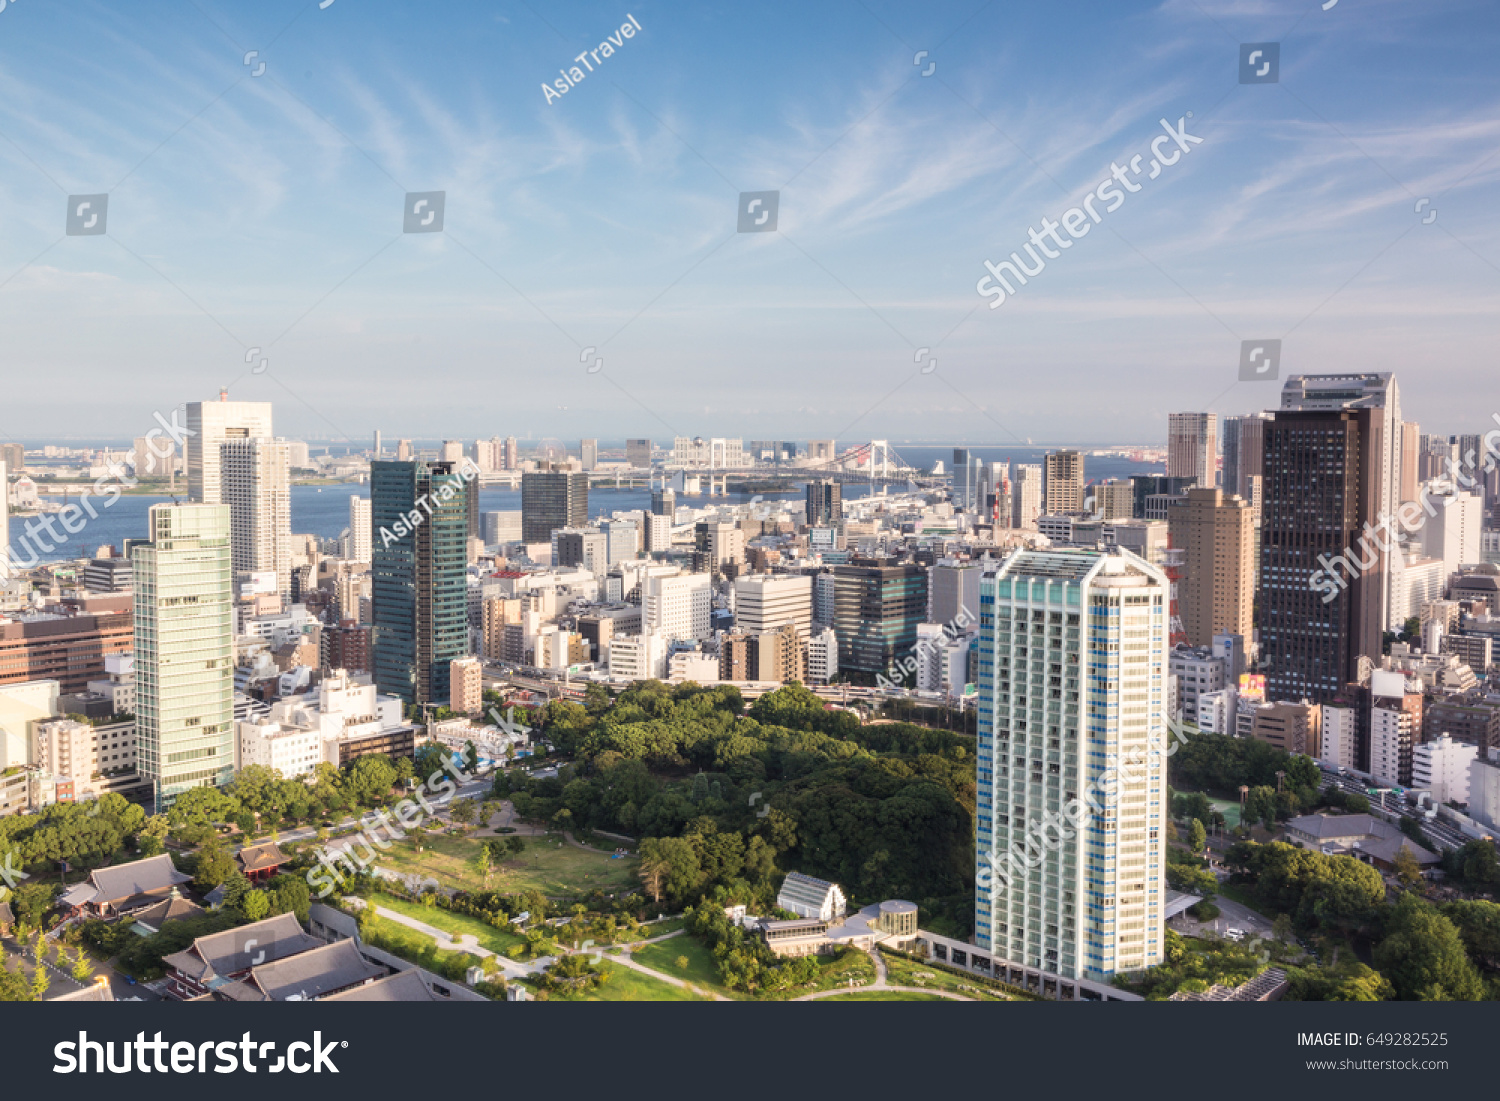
{"left": 819, "top": 990, "right": 950, "bottom": 1002}
{"left": 367, "top": 831, "right": 641, "bottom": 896}
{"left": 881, "top": 953, "right": 1009, "bottom": 1000}
{"left": 368, "top": 893, "right": 526, "bottom": 955}
{"left": 363, "top": 911, "right": 483, "bottom": 973}
{"left": 632, "top": 936, "right": 737, "bottom": 998}
{"left": 578, "top": 960, "right": 710, "bottom": 1002}
{"left": 758, "top": 947, "right": 878, "bottom": 1001}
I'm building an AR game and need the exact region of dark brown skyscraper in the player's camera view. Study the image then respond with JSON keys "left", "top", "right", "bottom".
{"left": 1259, "top": 408, "right": 1383, "bottom": 703}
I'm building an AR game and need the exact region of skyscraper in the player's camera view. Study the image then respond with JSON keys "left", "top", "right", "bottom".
{"left": 0, "top": 459, "right": 9, "bottom": 577}
{"left": 830, "top": 562, "right": 928, "bottom": 682}
{"left": 806, "top": 480, "right": 843, "bottom": 526}
{"left": 976, "top": 548, "right": 1167, "bottom": 982}
{"left": 580, "top": 438, "right": 598, "bottom": 471}
{"left": 348, "top": 495, "right": 372, "bottom": 564}
{"left": 625, "top": 439, "right": 652, "bottom": 469}
{"left": 1167, "top": 412, "right": 1217, "bottom": 488}
{"left": 132, "top": 504, "right": 234, "bottom": 806}
{"left": 1259, "top": 406, "right": 1384, "bottom": 703}
{"left": 502, "top": 436, "right": 519, "bottom": 470}
{"left": 1167, "top": 487, "right": 1255, "bottom": 648}
{"left": 521, "top": 464, "right": 589, "bottom": 543}
{"left": 1042, "top": 450, "right": 1084, "bottom": 514}
{"left": 1280, "top": 373, "right": 1402, "bottom": 630}
{"left": 1012, "top": 464, "right": 1043, "bottom": 529}
{"left": 185, "top": 396, "right": 273, "bottom": 504}
{"left": 219, "top": 437, "right": 291, "bottom": 594}
{"left": 1221, "top": 412, "right": 1269, "bottom": 498}
{"left": 371, "top": 461, "right": 470, "bottom": 705}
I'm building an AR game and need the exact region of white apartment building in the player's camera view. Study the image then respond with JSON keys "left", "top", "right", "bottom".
{"left": 733, "top": 574, "right": 813, "bottom": 637}
{"left": 977, "top": 548, "right": 1168, "bottom": 982}
{"left": 915, "top": 623, "right": 971, "bottom": 698}
{"left": 668, "top": 650, "right": 720, "bottom": 683}
{"left": 32, "top": 718, "right": 137, "bottom": 799}
{"left": 807, "top": 628, "right": 839, "bottom": 685}
{"left": 1369, "top": 670, "right": 1418, "bottom": 788}
{"left": 609, "top": 632, "right": 667, "bottom": 680}
{"left": 1319, "top": 702, "right": 1360, "bottom": 770}
{"left": 348, "top": 495, "right": 372, "bottom": 564}
{"left": 86, "top": 652, "right": 136, "bottom": 716}
{"left": 220, "top": 437, "right": 292, "bottom": 595}
{"left": 235, "top": 669, "right": 405, "bottom": 778}
{"left": 1412, "top": 734, "right": 1477, "bottom": 805}
{"left": 1197, "top": 686, "right": 1238, "bottom": 736}
{"left": 186, "top": 398, "right": 274, "bottom": 505}
{"left": 643, "top": 571, "right": 712, "bottom": 642}
{"left": 1168, "top": 646, "right": 1226, "bottom": 726}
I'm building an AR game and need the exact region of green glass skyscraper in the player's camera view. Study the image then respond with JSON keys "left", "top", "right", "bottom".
{"left": 371, "top": 460, "right": 471, "bottom": 705}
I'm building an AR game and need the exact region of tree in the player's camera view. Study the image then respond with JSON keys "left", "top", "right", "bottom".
{"left": 1374, "top": 894, "right": 1484, "bottom": 1001}
{"left": 1393, "top": 845, "right": 1424, "bottom": 891}
{"left": 136, "top": 815, "right": 171, "bottom": 857}
{"left": 1441, "top": 899, "right": 1500, "bottom": 972}
{"left": 242, "top": 889, "right": 271, "bottom": 922}
{"left": 345, "top": 755, "right": 398, "bottom": 807}
{"left": 1188, "top": 819, "right": 1207, "bottom": 854}
{"left": 637, "top": 838, "right": 701, "bottom": 905}
{"left": 192, "top": 838, "right": 236, "bottom": 891}
{"left": 451, "top": 798, "right": 478, "bottom": 827}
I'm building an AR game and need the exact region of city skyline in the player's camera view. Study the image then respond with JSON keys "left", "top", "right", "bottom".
{"left": 0, "top": 1, "right": 1496, "bottom": 445}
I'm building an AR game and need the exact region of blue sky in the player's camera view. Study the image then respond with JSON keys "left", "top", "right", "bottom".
{"left": 0, "top": 0, "right": 1496, "bottom": 447}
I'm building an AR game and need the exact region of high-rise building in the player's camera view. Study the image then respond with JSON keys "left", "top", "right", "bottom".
{"left": 952, "top": 449, "right": 977, "bottom": 510}
{"left": 521, "top": 464, "right": 589, "bottom": 543}
{"left": 806, "top": 480, "right": 843, "bottom": 526}
{"left": 1042, "top": 451, "right": 1084, "bottom": 514}
{"left": 1012, "top": 464, "right": 1043, "bottom": 530}
{"left": 0, "top": 443, "right": 21, "bottom": 477}
{"left": 808, "top": 440, "right": 836, "bottom": 463}
{"left": 1280, "top": 374, "right": 1403, "bottom": 630}
{"left": 929, "top": 558, "right": 981, "bottom": 626}
{"left": 1167, "top": 413, "right": 1217, "bottom": 488}
{"left": 643, "top": 572, "right": 712, "bottom": 641}
{"left": 396, "top": 439, "right": 414, "bottom": 461}
{"left": 1167, "top": 487, "right": 1255, "bottom": 648}
{"left": 133, "top": 504, "right": 234, "bottom": 806}
{"left": 1259, "top": 406, "right": 1384, "bottom": 703}
{"left": 733, "top": 574, "right": 813, "bottom": 637}
{"left": 976, "top": 548, "right": 1168, "bottom": 982}
{"left": 449, "top": 656, "right": 482, "bottom": 715}
{"left": 481, "top": 510, "right": 522, "bottom": 545}
{"left": 220, "top": 437, "right": 292, "bottom": 594}
{"left": 830, "top": 562, "right": 928, "bottom": 681}
{"left": 371, "top": 461, "right": 470, "bottom": 705}
{"left": 501, "top": 437, "right": 518, "bottom": 470}
{"left": 1096, "top": 480, "right": 1134, "bottom": 521}
{"left": 1400, "top": 422, "right": 1421, "bottom": 504}
{"left": 1221, "top": 413, "right": 1269, "bottom": 499}
{"left": 625, "top": 439, "right": 652, "bottom": 469}
{"left": 580, "top": 439, "right": 598, "bottom": 471}
{"left": 348, "top": 495, "right": 372, "bottom": 564}
{"left": 186, "top": 396, "right": 273, "bottom": 504}
{"left": 439, "top": 440, "right": 465, "bottom": 464}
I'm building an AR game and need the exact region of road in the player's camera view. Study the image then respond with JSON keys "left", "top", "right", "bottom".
{"left": 1318, "top": 767, "right": 1479, "bottom": 852}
